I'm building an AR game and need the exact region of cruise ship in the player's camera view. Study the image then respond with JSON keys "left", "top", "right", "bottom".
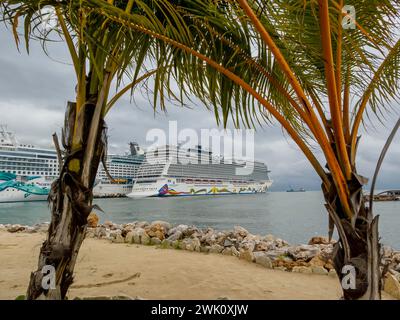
{"left": 128, "top": 145, "right": 272, "bottom": 198}
{"left": 0, "top": 126, "right": 144, "bottom": 202}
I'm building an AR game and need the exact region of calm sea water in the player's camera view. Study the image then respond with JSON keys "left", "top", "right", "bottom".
{"left": 0, "top": 191, "right": 398, "bottom": 248}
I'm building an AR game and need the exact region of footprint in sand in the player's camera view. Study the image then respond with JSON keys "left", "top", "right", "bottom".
{"left": 102, "top": 273, "right": 113, "bottom": 278}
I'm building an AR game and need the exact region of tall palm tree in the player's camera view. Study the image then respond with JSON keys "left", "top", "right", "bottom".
{"left": 2, "top": 0, "right": 399, "bottom": 300}
{"left": 87, "top": 0, "right": 400, "bottom": 299}
{"left": 1, "top": 0, "right": 226, "bottom": 299}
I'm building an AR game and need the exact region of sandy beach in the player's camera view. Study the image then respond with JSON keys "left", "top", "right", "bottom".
{"left": 0, "top": 230, "right": 345, "bottom": 300}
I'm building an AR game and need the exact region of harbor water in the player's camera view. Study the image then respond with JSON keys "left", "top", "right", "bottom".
{"left": 0, "top": 191, "right": 398, "bottom": 249}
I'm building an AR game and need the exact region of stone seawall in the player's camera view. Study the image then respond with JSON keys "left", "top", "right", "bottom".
{"left": 1, "top": 218, "right": 400, "bottom": 299}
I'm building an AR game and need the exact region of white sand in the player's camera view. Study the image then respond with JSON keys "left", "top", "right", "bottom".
{"left": 0, "top": 230, "right": 392, "bottom": 300}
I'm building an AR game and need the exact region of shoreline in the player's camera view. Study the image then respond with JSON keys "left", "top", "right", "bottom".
{"left": 0, "top": 220, "right": 399, "bottom": 300}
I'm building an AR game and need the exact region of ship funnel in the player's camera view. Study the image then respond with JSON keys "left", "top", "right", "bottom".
{"left": 129, "top": 142, "right": 144, "bottom": 156}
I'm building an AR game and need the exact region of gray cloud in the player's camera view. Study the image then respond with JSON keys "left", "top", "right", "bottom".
{"left": 0, "top": 26, "right": 399, "bottom": 191}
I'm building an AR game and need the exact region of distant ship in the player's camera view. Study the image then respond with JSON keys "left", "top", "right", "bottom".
{"left": 128, "top": 144, "right": 273, "bottom": 198}
{"left": 0, "top": 125, "right": 144, "bottom": 202}
{"left": 286, "top": 187, "right": 306, "bottom": 192}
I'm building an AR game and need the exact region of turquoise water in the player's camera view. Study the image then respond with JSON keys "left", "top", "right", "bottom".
{"left": 0, "top": 191, "right": 398, "bottom": 248}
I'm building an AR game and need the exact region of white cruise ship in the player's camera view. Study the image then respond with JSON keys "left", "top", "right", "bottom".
{"left": 128, "top": 145, "right": 272, "bottom": 198}
{"left": 0, "top": 126, "right": 144, "bottom": 202}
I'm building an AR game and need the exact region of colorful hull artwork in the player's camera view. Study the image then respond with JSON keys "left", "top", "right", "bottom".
{"left": 157, "top": 184, "right": 266, "bottom": 197}
{"left": 0, "top": 172, "right": 50, "bottom": 203}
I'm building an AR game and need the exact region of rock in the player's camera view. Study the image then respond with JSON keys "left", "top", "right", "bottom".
{"left": 382, "top": 246, "right": 394, "bottom": 258}
{"left": 239, "top": 248, "right": 254, "bottom": 262}
{"left": 95, "top": 226, "right": 107, "bottom": 238}
{"left": 264, "top": 248, "right": 289, "bottom": 261}
{"left": 328, "top": 269, "right": 337, "bottom": 277}
{"left": 7, "top": 224, "right": 25, "bottom": 233}
{"left": 273, "top": 266, "right": 287, "bottom": 272}
{"left": 150, "top": 237, "right": 162, "bottom": 245}
{"left": 167, "top": 230, "right": 183, "bottom": 241}
{"left": 145, "top": 223, "right": 166, "bottom": 240}
{"left": 130, "top": 228, "right": 145, "bottom": 244}
{"left": 308, "top": 236, "right": 330, "bottom": 245}
{"left": 87, "top": 212, "right": 99, "bottom": 228}
{"left": 160, "top": 239, "right": 172, "bottom": 249}
{"left": 86, "top": 229, "right": 96, "bottom": 238}
{"left": 125, "top": 231, "right": 134, "bottom": 243}
{"left": 223, "top": 239, "right": 233, "bottom": 247}
{"left": 168, "top": 224, "right": 189, "bottom": 236}
{"left": 200, "top": 245, "right": 211, "bottom": 253}
{"left": 311, "top": 266, "right": 328, "bottom": 275}
{"left": 231, "top": 246, "right": 239, "bottom": 257}
{"left": 112, "top": 234, "right": 124, "bottom": 243}
{"left": 21, "top": 226, "right": 36, "bottom": 234}
{"left": 151, "top": 220, "right": 171, "bottom": 232}
{"left": 287, "top": 245, "right": 320, "bottom": 261}
{"left": 33, "top": 223, "right": 49, "bottom": 233}
{"left": 394, "top": 263, "right": 400, "bottom": 272}
{"left": 324, "top": 260, "right": 335, "bottom": 271}
{"left": 185, "top": 238, "right": 201, "bottom": 252}
{"left": 222, "top": 247, "right": 233, "bottom": 256}
{"left": 0, "top": 224, "right": 5, "bottom": 230}
{"left": 209, "top": 244, "right": 224, "bottom": 254}
{"left": 233, "top": 226, "right": 249, "bottom": 238}
{"left": 141, "top": 232, "right": 151, "bottom": 245}
{"left": 254, "top": 241, "right": 274, "bottom": 252}
{"left": 103, "top": 220, "right": 114, "bottom": 229}
{"left": 292, "top": 266, "right": 313, "bottom": 274}
{"left": 384, "top": 273, "right": 400, "bottom": 299}
{"left": 309, "top": 255, "right": 326, "bottom": 267}
{"left": 254, "top": 252, "right": 273, "bottom": 269}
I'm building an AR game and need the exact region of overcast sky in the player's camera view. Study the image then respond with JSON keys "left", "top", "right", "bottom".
{"left": 0, "top": 24, "right": 399, "bottom": 191}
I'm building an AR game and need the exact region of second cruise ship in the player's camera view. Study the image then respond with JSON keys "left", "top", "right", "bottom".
{"left": 128, "top": 145, "right": 272, "bottom": 198}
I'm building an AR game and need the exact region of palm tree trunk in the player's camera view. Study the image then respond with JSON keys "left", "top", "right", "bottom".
{"left": 322, "top": 171, "right": 382, "bottom": 300}
{"left": 26, "top": 99, "right": 106, "bottom": 300}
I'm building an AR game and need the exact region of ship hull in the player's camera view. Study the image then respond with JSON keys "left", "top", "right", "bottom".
{"left": 93, "top": 182, "right": 133, "bottom": 197}
{"left": 0, "top": 188, "right": 48, "bottom": 203}
{"left": 128, "top": 179, "right": 273, "bottom": 198}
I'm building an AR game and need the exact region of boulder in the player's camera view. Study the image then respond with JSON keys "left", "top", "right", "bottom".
{"left": 309, "top": 255, "right": 326, "bottom": 267}
{"left": 7, "top": 224, "right": 25, "bottom": 233}
{"left": 287, "top": 245, "right": 320, "bottom": 261}
{"left": 308, "top": 236, "right": 330, "bottom": 245}
{"left": 160, "top": 239, "right": 172, "bottom": 249}
{"left": 151, "top": 220, "right": 171, "bottom": 232}
{"left": 112, "top": 234, "right": 124, "bottom": 243}
{"left": 239, "top": 248, "right": 254, "bottom": 262}
{"left": 209, "top": 244, "right": 224, "bottom": 254}
{"left": 254, "top": 252, "right": 273, "bottom": 269}
{"left": 125, "top": 231, "right": 134, "bottom": 243}
{"left": 131, "top": 228, "right": 146, "bottom": 244}
{"left": 254, "top": 241, "right": 274, "bottom": 252}
{"left": 292, "top": 266, "right": 312, "bottom": 274}
{"left": 222, "top": 247, "right": 233, "bottom": 256}
{"left": 233, "top": 226, "right": 249, "bottom": 238}
{"left": 168, "top": 224, "right": 189, "bottom": 236}
{"left": 167, "top": 230, "right": 183, "bottom": 241}
{"left": 145, "top": 223, "right": 166, "bottom": 240}
{"left": 103, "top": 220, "right": 114, "bottom": 229}
{"left": 95, "top": 226, "right": 107, "bottom": 238}
{"left": 384, "top": 273, "right": 400, "bottom": 300}
{"left": 87, "top": 212, "right": 99, "bottom": 228}
{"left": 140, "top": 232, "right": 151, "bottom": 245}
{"left": 150, "top": 237, "right": 162, "bottom": 245}
{"left": 200, "top": 245, "right": 211, "bottom": 253}
{"left": 223, "top": 239, "right": 233, "bottom": 247}
{"left": 273, "top": 266, "right": 287, "bottom": 272}
{"left": 184, "top": 238, "right": 201, "bottom": 252}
